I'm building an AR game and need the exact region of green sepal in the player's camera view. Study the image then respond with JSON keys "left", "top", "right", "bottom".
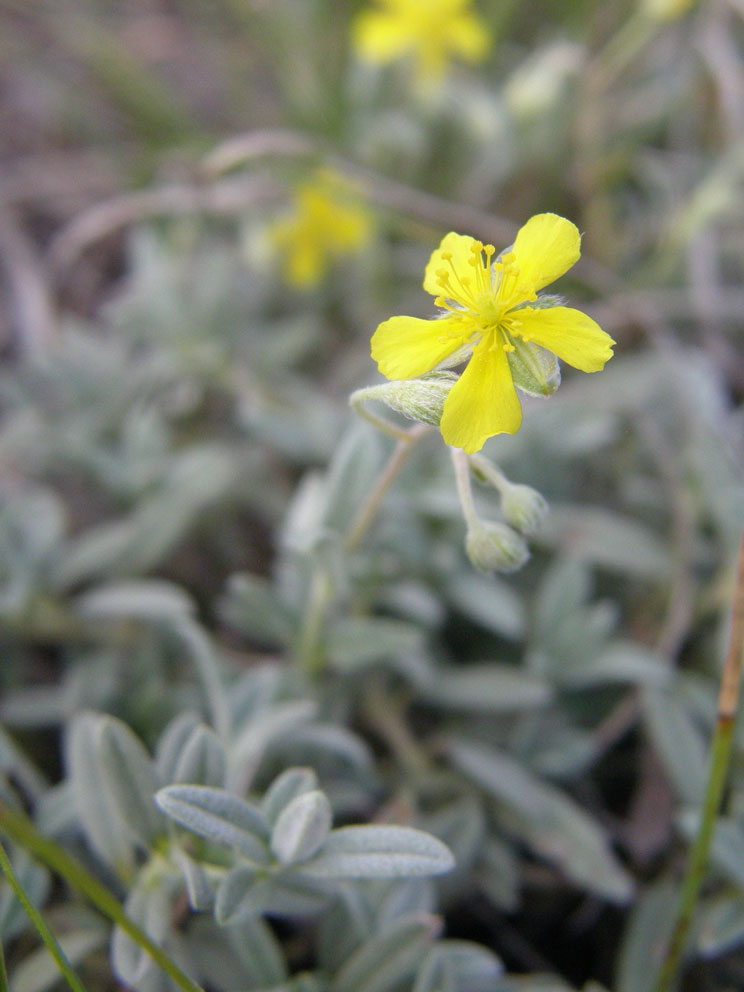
{"left": 507, "top": 340, "right": 561, "bottom": 397}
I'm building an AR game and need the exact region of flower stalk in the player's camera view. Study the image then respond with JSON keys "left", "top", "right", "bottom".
{"left": 652, "top": 528, "right": 744, "bottom": 992}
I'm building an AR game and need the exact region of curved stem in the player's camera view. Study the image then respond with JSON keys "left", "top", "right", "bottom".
{"left": 450, "top": 447, "right": 479, "bottom": 530}
{"left": 344, "top": 426, "right": 429, "bottom": 555}
{"left": 349, "top": 387, "right": 415, "bottom": 443}
{"left": 0, "top": 804, "right": 205, "bottom": 992}
{"left": 652, "top": 529, "right": 744, "bottom": 992}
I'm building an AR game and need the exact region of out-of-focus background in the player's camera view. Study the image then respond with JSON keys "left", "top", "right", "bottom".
{"left": 2, "top": 2, "right": 744, "bottom": 991}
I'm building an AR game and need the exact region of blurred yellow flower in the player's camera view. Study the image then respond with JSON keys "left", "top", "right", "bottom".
{"left": 268, "top": 173, "right": 372, "bottom": 288}
{"left": 353, "top": 0, "right": 489, "bottom": 82}
{"left": 641, "top": 0, "right": 695, "bottom": 20}
{"left": 371, "top": 214, "right": 615, "bottom": 453}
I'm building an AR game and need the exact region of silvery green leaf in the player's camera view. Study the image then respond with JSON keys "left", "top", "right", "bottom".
{"left": 35, "top": 782, "right": 76, "bottom": 838}
{"left": 173, "top": 847, "right": 215, "bottom": 911}
{"left": 155, "top": 712, "right": 202, "bottom": 783}
{"left": 74, "top": 579, "right": 196, "bottom": 623}
{"left": 375, "top": 879, "right": 436, "bottom": 927}
{"left": 555, "top": 642, "right": 669, "bottom": 688}
{"left": 327, "top": 617, "right": 424, "bottom": 672}
{"left": 534, "top": 557, "right": 592, "bottom": 637}
{"left": 614, "top": 882, "right": 678, "bottom": 992}
{"left": 535, "top": 506, "right": 671, "bottom": 579}
{"left": 447, "top": 738, "right": 633, "bottom": 903}
{"left": 96, "top": 715, "right": 166, "bottom": 848}
{"left": 270, "top": 724, "right": 373, "bottom": 772}
{"left": 262, "top": 872, "right": 334, "bottom": 916}
{"left": 318, "top": 887, "right": 375, "bottom": 971}
{"left": 215, "top": 866, "right": 272, "bottom": 924}
{"left": 155, "top": 784, "right": 270, "bottom": 862}
{"left": 261, "top": 768, "right": 319, "bottom": 825}
{"left": 0, "top": 847, "right": 50, "bottom": 941}
{"left": 330, "top": 914, "right": 439, "bottom": 992}
{"left": 421, "top": 798, "right": 485, "bottom": 884}
{"left": 478, "top": 836, "right": 520, "bottom": 912}
{"left": 420, "top": 664, "right": 551, "bottom": 712}
{"left": 301, "top": 826, "right": 455, "bottom": 879}
{"left": 188, "top": 914, "right": 288, "bottom": 988}
{"left": 320, "top": 423, "right": 387, "bottom": 536}
{"left": 444, "top": 571, "right": 525, "bottom": 640}
{"left": 112, "top": 880, "right": 172, "bottom": 985}
{"left": 280, "top": 470, "right": 329, "bottom": 554}
{"left": 414, "top": 940, "right": 503, "bottom": 992}
{"left": 173, "top": 725, "right": 227, "bottom": 787}
{"left": 643, "top": 687, "right": 707, "bottom": 805}
{"left": 66, "top": 713, "right": 135, "bottom": 874}
{"left": 696, "top": 894, "right": 744, "bottom": 957}
{"left": 271, "top": 790, "right": 333, "bottom": 865}
{"left": 220, "top": 573, "right": 297, "bottom": 647}
{"left": 11, "top": 926, "right": 107, "bottom": 992}
{"left": 228, "top": 701, "right": 317, "bottom": 788}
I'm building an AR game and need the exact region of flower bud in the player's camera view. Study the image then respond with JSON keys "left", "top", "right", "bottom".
{"left": 465, "top": 521, "right": 529, "bottom": 574}
{"left": 499, "top": 483, "right": 549, "bottom": 536}
{"left": 351, "top": 373, "right": 456, "bottom": 428}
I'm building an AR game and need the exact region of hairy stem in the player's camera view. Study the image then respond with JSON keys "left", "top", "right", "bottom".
{"left": 344, "top": 425, "right": 429, "bottom": 555}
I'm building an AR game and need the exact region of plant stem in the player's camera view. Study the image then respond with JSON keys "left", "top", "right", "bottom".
{"left": 652, "top": 528, "right": 744, "bottom": 992}
{"left": 349, "top": 387, "right": 416, "bottom": 443}
{"left": 450, "top": 447, "right": 479, "bottom": 530}
{"left": 0, "top": 804, "right": 205, "bottom": 992}
{"left": 0, "top": 919, "right": 8, "bottom": 992}
{"left": 0, "top": 838, "right": 88, "bottom": 992}
{"left": 296, "top": 425, "right": 428, "bottom": 676}
{"left": 344, "top": 425, "right": 429, "bottom": 554}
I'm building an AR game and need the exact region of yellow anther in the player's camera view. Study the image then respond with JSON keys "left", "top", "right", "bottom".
{"left": 434, "top": 296, "right": 447, "bottom": 307}
{"left": 441, "top": 251, "right": 453, "bottom": 261}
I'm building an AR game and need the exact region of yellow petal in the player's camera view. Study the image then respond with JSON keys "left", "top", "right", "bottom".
{"left": 353, "top": 11, "right": 413, "bottom": 62}
{"left": 371, "top": 315, "right": 463, "bottom": 379}
{"left": 440, "top": 340, "right": 522, "bottom": 453}
{"left": 511, "top": 213, "right": 581, "bottom": 292}
{"left": 449, "top": 14, "right": 490, "bottom": 62}
{"left": 515, "top": 306, "right": 615, "bottom": 372}
{"left": 423, "top": 232, "right": 479, "bottom": 297}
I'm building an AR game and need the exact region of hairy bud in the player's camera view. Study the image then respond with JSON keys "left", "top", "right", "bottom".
{"left": 465, "top": 521, "right": 529, "bottom": 574}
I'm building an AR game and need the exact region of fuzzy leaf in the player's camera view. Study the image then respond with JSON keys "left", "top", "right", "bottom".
{"left": 331, "top": 915, "right": 439, "bottom": 992}
{"left": 155, "top": 784, "right": 270, "bottom": 862}
{"left": 302, "top": 826, "right": 455, "bottom": 879}
{"left": 270, "top": 790, "right": 333, "bottom": 865}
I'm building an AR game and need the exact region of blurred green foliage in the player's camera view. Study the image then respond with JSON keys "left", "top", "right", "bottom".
{"left": 1, "top": 1, "right": 744, "bottom": 991}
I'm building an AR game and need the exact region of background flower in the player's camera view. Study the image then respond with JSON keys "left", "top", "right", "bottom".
{"left": 353, "top": 0, "right": 490, "bottom": 82}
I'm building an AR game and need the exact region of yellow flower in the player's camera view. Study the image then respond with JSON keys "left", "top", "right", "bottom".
{"left": 353, "top": 0, "right": 489, "bottom": 82}
{"left": 370, "top": 214, "right": 615, "bottom": 453}
{"left": 268, "top": 173, "right": 372, "bottom": 288}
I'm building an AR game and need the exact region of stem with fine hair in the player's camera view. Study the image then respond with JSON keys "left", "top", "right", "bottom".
{"left": 0, "top": 803, "right": 205, "bottom": 992}
{"left": 450, "top": 447, "right": 479, "bottom": 530}
{"left": 652, "top": 529, "right": 744, "bottom": 992}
